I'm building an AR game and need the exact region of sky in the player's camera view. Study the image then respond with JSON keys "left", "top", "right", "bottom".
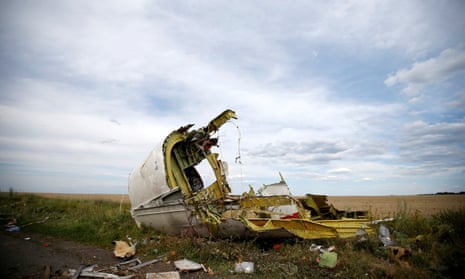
{"left": 1, "top": 0, "right": 464, "bottom": 196}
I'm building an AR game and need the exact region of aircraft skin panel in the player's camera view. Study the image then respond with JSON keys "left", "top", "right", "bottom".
{"left": 128, "top": 141, "right": 171, "bottom": 208}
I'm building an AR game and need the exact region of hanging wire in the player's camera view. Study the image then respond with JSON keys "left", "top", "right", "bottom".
{"left": 217, "top": 120, "right": 244, "bottom": 193}
{"left": 230, "top": 120, "right": 243, "bottom": 192}
{"left": 231, "top": 121, "right": 242, "bottom": 164}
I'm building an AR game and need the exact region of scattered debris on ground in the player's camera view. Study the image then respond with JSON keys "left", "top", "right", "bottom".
{"left": 234, "top": 261, "right": 254, "bottom": 274}
{"left": 146, "top": 271, "right": 181, "bottom": 279}
{"left": 174, "top": 258, "right": 205, "bottom": 272}
{"left": 378, "top": 223, "right": 412, "bottom": 264}
{"left": 317, "top": 251, "right": 338, "bottom": 268}
{"left": 113, "top": 239, "right": 137, "bottom": 259}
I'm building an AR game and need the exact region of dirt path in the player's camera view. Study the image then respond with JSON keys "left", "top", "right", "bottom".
{"left": 0, "top": 230, "right": 192, "bottom": 279}
{"left": 0, "top": 230, "right": 121, "bottom": 278}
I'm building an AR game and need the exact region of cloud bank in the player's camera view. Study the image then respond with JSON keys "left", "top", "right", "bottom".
{"left": 0, "top": 0, "right": 464, "bottom": 195}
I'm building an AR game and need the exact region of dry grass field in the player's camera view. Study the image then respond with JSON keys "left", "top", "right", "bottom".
{"left": 19, "top": 192, "right": 130, "bottom": 203}
{"left": 328, "top": 194, "right": 465, "bottom": 217}
{"left": 21, "top": 192, "right": 464, "bottom": 217}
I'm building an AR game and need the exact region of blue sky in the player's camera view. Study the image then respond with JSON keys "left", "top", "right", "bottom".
{"left": 1, "top": 1, "right": 464, "bottom": 196}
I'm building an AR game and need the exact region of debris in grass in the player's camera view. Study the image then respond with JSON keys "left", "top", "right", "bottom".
{"left": 371, "top": 217, "right": 395, "bottom": 224}
{"left": 310, "top": 243, "right": 336, "bottom": 252}
{"left": 378, "top": 224, "right": 398, "bottom": 246}
{"left": 310, "top": 243, "right": 323, "bottom": 251}
{"left": 206, "top": 266, "right": 215, "bottom": 275}
{"left": 146, "top": 271, "right": 181, "bottom": 279}
{"left": 355, "top": 228, "right": 367, "bottom": 236}
{"left": 22, "top": 216, "right": 49, "bottom": 227}
{"left": 174, "top": 258, "right": 205, "bottom": 272}
{"left": 71, "top": 265, "right": 84, "bottom": 279}
{"left": 415, "top": 234, "right": 425, "bottom": 252}
{"left": 317, "top": 251, "right": 338, "bottom": 268}
{"left": 5, "top": 217, "right": 16, "bottom": 227}
{"left": 117, "top": 258, "right": 142, "bottom": 268}
{"left": 355, "top": 228, "right": 368, "bottom": 242}
{"left": 234, "top": 261, "right": 254, "bottom": 273}
{"left": 128, "top": 255, "right": 166, "bottom": 272}
{"left": 5, "top": 225, "right": 20, "bottom": 232}
{"left": 71, "top": 265, "right": 134, "bottom": 279}
{"left": 388, "top": 246, "right": 411, "bottom": 263}
{"left": 113, "top": 240, "right": 137, "bottom": 259}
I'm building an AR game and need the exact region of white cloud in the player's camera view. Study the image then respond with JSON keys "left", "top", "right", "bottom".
{"left": 328, "top": 168, "right": 351, "bottom": 174}
{"left": 398, "top": 120, "right": 465, "bottom": 171}
{"left": 385, "top": 47, "right": 465, "bottom": 95}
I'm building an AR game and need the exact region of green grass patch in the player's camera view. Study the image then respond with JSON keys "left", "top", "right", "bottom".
{"left": 0, "top": 193, "right": 144, "bottom": 248}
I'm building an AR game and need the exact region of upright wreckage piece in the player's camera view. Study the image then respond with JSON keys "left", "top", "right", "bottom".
{"left": 128, "top": 110, "right": 372, "bottom": 239}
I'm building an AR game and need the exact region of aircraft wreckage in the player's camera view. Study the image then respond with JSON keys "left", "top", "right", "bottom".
{"left": 128, "top": 110, "right": 372, "bottom": 239}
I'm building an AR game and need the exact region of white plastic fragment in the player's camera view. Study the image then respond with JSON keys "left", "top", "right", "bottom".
{"left": 174, "top": 258, "right": 204, "bottom": 272}
{"left": 371, "top": 217, "right": 395, "bottom": 224}
{"left": 234, "top": 262, "right": 254, "bottom": 273}
{"left": 355, "top": 228, "right": 367, "bottom": 237}
{"left": 310, "top": 243, "right": 323, "bottom": 251}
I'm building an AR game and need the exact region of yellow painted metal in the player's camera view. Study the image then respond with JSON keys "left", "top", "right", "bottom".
{"left": 205, "top": 153, "right": 230, "bottom": 198}
{"left": 239, "top": 195, "right": 307, "bottom": 218}
{"left": 300, "top": 194, "right": 337, "bottom": 216}
{"left": 317, "top": 219, "right": 374, "bottom": 237}
{"left": 207, "top": 109, "right": 237, "bottom": 131}
{"left": 162, "top": 110, "right": 237, "bottom": 197}
{"left": 188, "top": 153, "right": 231, "bottom": 204}
{"left": 240, "top": 196, "right": 298, "bottom": 208}
{"left": 230, "top": 195, "right": 371, "bottom": 239}
{"left": 240, "top": 217, "right": 337, "bottom": 239}
{"left": 240, "top": 217, "right": 371, "bottom": 239}
{"left": 163, "top": 132, "right": 192, "bottom": 195}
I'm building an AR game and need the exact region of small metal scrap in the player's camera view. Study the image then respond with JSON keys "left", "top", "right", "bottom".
{"left": 78, "top": 265, "right": 134, "bottom": 279}
{"left": 71, "top": 265, "right": 84, "bottom": 279}
{"left": 117, "top": 258, "right": 142, "bottom": 268}
{"left": 128, "top": 255, "right": 166, "bottom": 272}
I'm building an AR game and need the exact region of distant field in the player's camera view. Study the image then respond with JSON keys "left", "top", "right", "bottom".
{"left": 328, "top": 194, "right": 465, "bottom": 217}
{"left": 18, "top": 192, "right": 130, "bottom": 203}
{"left": 19, "top": 193, "right": 464, "bottom": 217}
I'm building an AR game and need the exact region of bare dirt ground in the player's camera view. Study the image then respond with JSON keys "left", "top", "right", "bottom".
{"left": 0, "top": 230, "right": 187, "bottom": 279}
{"left": 1, "top": 230, "right": 115, "bottom": 279}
